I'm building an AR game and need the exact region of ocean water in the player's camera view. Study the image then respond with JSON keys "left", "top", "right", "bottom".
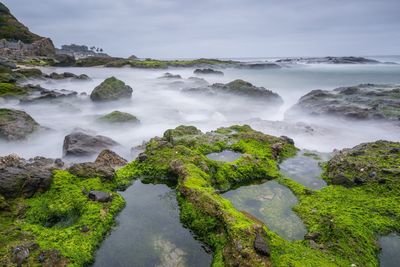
{"left": 1, "top": 62, "right": 400, "bottom": 160}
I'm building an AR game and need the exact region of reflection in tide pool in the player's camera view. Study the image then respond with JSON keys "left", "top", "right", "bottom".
{"left": 223, "top": 180, "right": 306, "bottom": 240}
{"left": 206, "top": 150, "right": 242, "bottom": 162}
{"left": 379, "top": 233, "right": 400, "bottom": 267}
{"left": 93, "top": 181, "right": 212, "bottom": 267}
{"left": 279, "top": 150, "right": 328, "bottom": 190}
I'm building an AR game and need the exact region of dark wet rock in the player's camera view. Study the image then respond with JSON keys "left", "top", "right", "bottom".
{"left": 38, "top": 249, "right": 67, "bottom": 266}
{"left": 305, "top": 232, "right": 321, "bottom": 241}
{"left": 285, "top": 84, "right": 400, "bottom": 123}
{"left": 183, "top": 79, "right": 283, "bottom": 103}
{"left": 0, "top": 57, "right": 17, "bottom": 69}
{"left": 0, "top": 108, "right": 39, "bottom": 140}
{"left": 45, "top": 72, "right": 90, "bottom": 80}
{"left": 90, "top": 76, "right": 132, "bottom": 102}
{"left": 12, "top": 245, "right": 30, "bottom": 266}
{"left": 0, "top": 154, "right": 63, "bottom": 198}
{"left": 67, "top": 162, "right": 115, "bottom": 181}
{"left": 137, "top": 152, "right": 148, "bottom": 162}
{"left": 15, "top": 68, "right": 43, "bottom": 78}
{"left": 187, "top": 76, "right": 209, "bottom": 86}
{"left": 253, "top": 230, "right": 270, "bottom": 256}
{"left": 20, "top": 87, "right": 77, "bottom": 103}
{"left": 88, "top": 190, "right": 112, "bottom": 202}
{"left": 53, "top": 53, "right": 76, "bottom": 67}
{"left": 98, "top": 110, "right": 139, "bottom": 124}
{"left": 324, "top": 140, "right": 400, "bottom": 187}
{"left": 280, "top": 135, "right": 295, "bottom": 145}
{"left": 211, "top": 79, "right": 283, "bottom": 103}
{"left": 194, "top": 68, "right": 224, "bottom": 75}
{"left": 81, "top": 225, "right": 90, "bottom": 233}
{"left": 237, "top": 63, "right": 281, "bottom": 69}
{"left": 95, "top": 149, "right": 127, "bottom": 167}
{"left": 63, "top": 131, "right": 119, "bottom": 157}
{"left": 163, "top": 125, "right": 202, "bottom": 142}
{"left": 158, "top": 72, "right": 182, "bottom": 79}
{"left": 128, "top": 55, "right": 138, "bottom": 60}
{"left": 276, "top": 56, "right": 380, "bottom": 64}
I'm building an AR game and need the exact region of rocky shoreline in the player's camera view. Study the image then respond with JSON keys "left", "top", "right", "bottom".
{"left": 1, "top": 2, "right": 399, "bottom": 267}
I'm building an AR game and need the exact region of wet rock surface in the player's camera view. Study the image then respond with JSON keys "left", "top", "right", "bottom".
{"left": 90, "top": 76, "right": 133, "bottom": 102}
{"left": 88, "top": 190, "right": 112, "bottom": 202}
{"left": 0, "top": 154, "right": 63, "bottom": 198}
{"left": 95, "top": 149, "right": 127, "bottom": 167}
{"left": 67, "top": 162, "right": 115, "bottom": 181}
{"left": 324, "top": 140, "right": 400, "bottom": 187}
{"left": 0, "top": 108, "right": 39, "bottom": 140}
{"left": 158, "top": 72, "right": 182, "bottom": 79}
{"left": 20, "top": 86, "right": 77, "bottom": 103}
{"left": 193, "top": 68, "right": 224, "bottom": 75}
{"left": 286, "top": 84, "right": 400, "bottom": 123}
{"left": 182, "top": 79, "right": 283, "bottom": 104}
{"left": 97, "top": 110, "right": 139, "bottom": 124}
{"left": 63, "top": 131, "right": 119, "bottom": 157}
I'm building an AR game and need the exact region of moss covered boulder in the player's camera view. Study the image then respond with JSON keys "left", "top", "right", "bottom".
{"left": 98, "top": 111, "right": 139, "bottom": 124}
{"left": 90, "top": 77, "right": 133, "bottom": 102}
{"left": 0, "top": 108, "right": 39, "bottom": 140}
{"left": 325, "top": 140, "right": 400, "bottom": 186}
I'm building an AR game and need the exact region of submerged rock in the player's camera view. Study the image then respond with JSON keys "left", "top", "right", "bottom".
{"left": 286, "top": 84, "right": 400, "bottom": 123}
{"left": 45, "top": 72, "right": 90, "bottom": 80}
{"left": 237, "top": 63, "right": 281, "bottom": 69}
{"left": 0, "top": 108, "right": 39, "bottom": 140}
{"left": 324, "top": 140, "right": 400, "bottom": 187}
{"left": 253, "top": 230, "right": 270, "bottom": 256}
{"left": 20, "top": 87, "right": 77, "bottom": 103}
{"left": 194, "top": 68, "right": 224, "bottom": 75}
{"left": 12, "top": 245, "right": 30, "bottom": 266}
{"left": 212, "top": 79, "right": 283, "bottom": 103}
{"left": 182, "top": 79, "right": 283, "bottom": 104}
{"left": 63, "top": 131, "right": 119, "bottom": 157}
{"left": 90, "top": 77, "right": 133, "bottom": 102}
{"left": 0, "top": 154, "right": 63, "bottom": 198}
{"left": 98, "top": 110, "right": 139, "bottom": 124}
{"left": 158, "top": 72, "right": 182, "bottom": 79}
{"left": 88, "top": 190, "right": 112, "bottom": 202}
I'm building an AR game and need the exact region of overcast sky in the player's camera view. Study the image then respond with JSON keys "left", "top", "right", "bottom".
{"left": 3, "top": 0, "right": 400, "bottom": 58}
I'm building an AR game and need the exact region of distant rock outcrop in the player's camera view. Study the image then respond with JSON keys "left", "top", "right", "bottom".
{"left": 276, "top": 56, "right": 380, "bottom": 64}
{"left": 0, "top": 3, "right": 55, "bottom": 57}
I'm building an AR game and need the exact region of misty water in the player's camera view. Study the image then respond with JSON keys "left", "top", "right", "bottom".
{"left": 93, "top": 181, "right": 212, "bottom": 267}
{"left": 223, "top": 180, "right": 307, "bottom": 240}
{"left": 1, "top": 63, "right": 400, "bottom": 160}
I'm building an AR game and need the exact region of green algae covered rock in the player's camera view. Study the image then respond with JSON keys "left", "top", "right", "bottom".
{"left": 325, "top": 140, "right": 400, "bottom": 186}
{"left": 279, "top": 139, "right": 400, "bottom": 267}
{"left": 98, "top": 111, "right": 139, "bottom": 124}
{"left": 119, "top": 125, "right": 298, "bottom": 266}
{"left": 90, "top": 77, "right": 133, "bottom": 102}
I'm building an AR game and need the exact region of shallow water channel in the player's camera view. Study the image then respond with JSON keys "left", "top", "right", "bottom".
{"left": 93, "top": 181, "right": 212, "bottom": 267}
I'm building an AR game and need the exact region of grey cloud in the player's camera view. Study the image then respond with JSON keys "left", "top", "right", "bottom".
{"left": 3, "top": 0, "right": 400, "bottom": 58}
